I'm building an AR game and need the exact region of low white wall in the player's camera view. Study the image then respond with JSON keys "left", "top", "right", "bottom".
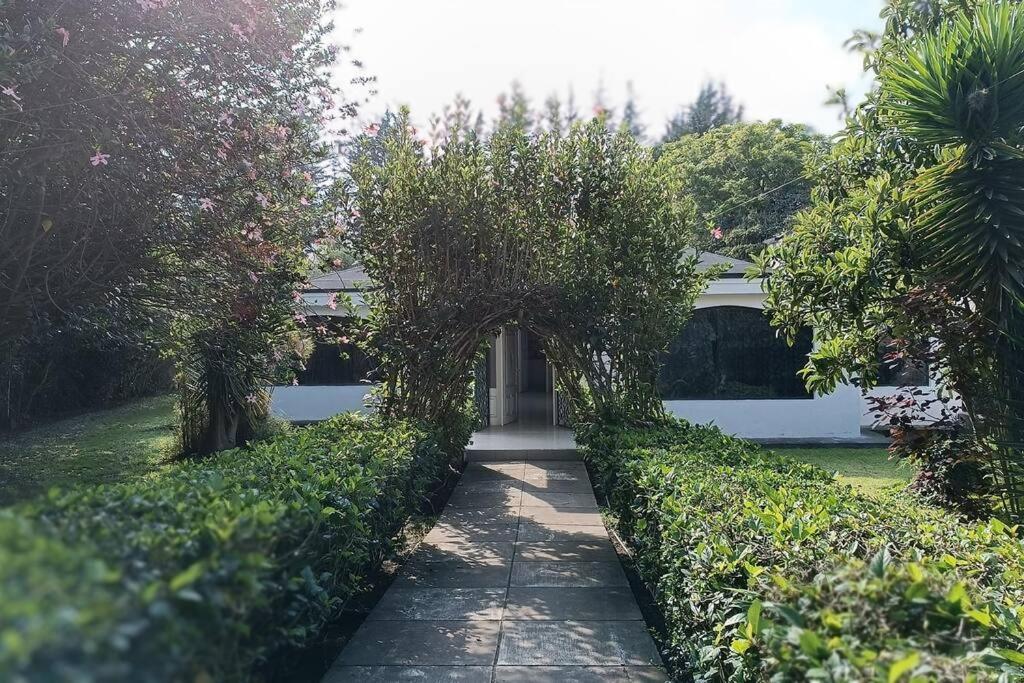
{"left": 665, "top": 383, "right": 864, "bottom": 440}
{"left": 269, "top": 385, "right": 372, "bottom": 422}
{"left": 861, "top": 385, "right": 956, "bottom": 429}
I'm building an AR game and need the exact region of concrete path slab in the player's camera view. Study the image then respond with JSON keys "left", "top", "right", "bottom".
{"left": 510, "top": 560, "right": 629, "bottom": 588}
{"left": 325, "top": 455, "right": 667, "bottom": 682}
{"left": 324, "top": 665, "right": 494, "bottom": 682}
{"left": 335, "top": 620, "right": 501, "bottom": 666}
{"left": 369, "top": 588, "right": 506, "bottom": 621}
{"left": 493, "top": 666, "right": 668, "bottom": 682}
{"left": 513, "top": 540, "right": 618, "bottom": 562}
{"left": 496, "top": 620, "right": 662, "bottom": 666}
{"left": 504, "top": 587, "right": 643, "bottom": 621}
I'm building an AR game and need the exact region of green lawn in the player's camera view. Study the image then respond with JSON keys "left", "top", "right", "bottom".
{"left": 0, "top": 395, "right": 178, "bottom": 507}
{"left": 775, "top": 447, "right": 912, "bottom": 496}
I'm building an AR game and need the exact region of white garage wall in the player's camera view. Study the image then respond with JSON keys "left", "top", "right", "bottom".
{"left": 269, "top": 385, "right": 372, "bottom": 423}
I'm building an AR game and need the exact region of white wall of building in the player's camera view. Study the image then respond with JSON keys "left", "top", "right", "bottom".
{"left": 269, "top": 385, "right": 371, "bottom": 423}
{"left": 666, "top": 278, "right": 865, "bottom": 441}
{"left": 275, "top": 277, "right": 869, "bottom": 441}
{"left": 665, "top": 385, "right": 863, "bottom": 440}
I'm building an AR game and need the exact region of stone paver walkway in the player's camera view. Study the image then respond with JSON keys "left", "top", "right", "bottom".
{"left": 324, "top": 457, "right": 668, "bottom": 683}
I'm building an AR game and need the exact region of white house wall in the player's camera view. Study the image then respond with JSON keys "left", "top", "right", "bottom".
{"left": 270, "top": 385, "right": 371, "bottom": 422}
{"left": 273, "top": 277, "right": 869, "bottom": 441}
{"left": 664, "top": 278, "right": 865, "bottom": 441}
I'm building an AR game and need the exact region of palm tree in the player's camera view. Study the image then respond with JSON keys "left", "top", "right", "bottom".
{"left": 881, "top": 1, "right": 1024, "bottom": 519}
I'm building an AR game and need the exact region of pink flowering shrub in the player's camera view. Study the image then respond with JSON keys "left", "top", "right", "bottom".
{"left": 0, "top": 0, "right": 362, "bottom": 446}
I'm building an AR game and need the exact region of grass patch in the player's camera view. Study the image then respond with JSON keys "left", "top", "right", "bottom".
{"left": 0, "top": 395, "right": 178, "bottom": 506}
{"left": 776, "top": 446, "right": 911, "bottom": 496}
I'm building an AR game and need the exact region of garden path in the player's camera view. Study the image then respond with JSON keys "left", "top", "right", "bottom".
{"left": 323, "top": 452, "right": 668, "bottom": 682}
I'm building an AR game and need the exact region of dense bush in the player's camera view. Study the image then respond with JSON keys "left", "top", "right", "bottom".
{"left": 577, "top": 419, "right": 1024, "bottom": 681}
{"left": 0, "top": 413, "right": 468, "bottom": 682}
{"left": 0, "top": 321, "right": 170, "bottom": 431}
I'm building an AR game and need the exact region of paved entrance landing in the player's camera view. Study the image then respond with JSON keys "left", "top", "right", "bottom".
{"left": 466, "top": 423, "right": 578, "bottom": 462}
{"left": 324, "top": 457, "right": 668, "bottom": 682}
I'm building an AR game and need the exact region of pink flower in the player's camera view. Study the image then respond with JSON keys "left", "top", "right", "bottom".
{"left": 291, "top": 290, "right": 303, "bottom": 303}
{"left": 55, "top": 27, "right": 70, "bottom": 47}
{"left": 256, "top": 192, "right": 270, "bottom": 208}
{"left": 241, "top": 223, "right": 263, "bottom": 241}
{"left": 291, "top": 378, "right": 299, "bottom": 386}
{"left": 90, "top": 151, "right": 110, "bottom": 166}
{"left": 199, "top": 197, "right": 215, "bottom": 211}
{"left": 711, "top": 227, "right": 724, "bottom": 240}
{"left": 231, "top": 23, "right": 248, "bottom": 41}
{"left": 245, "top": 393, "right": 259, "bottom": 404}
{"left": 300, "top": 197, "right": 310, "bottom": 206}
{"left": 293, "top": 313, "right": 307, "bottom": 324}
{"left": 363, "top": 123, "right": 380, "bottom": 136}
{"left": 326, "top": 293, "right": 338, "bottom": 310}
{"left": 339, "top": 335, "right": 351, "bottom": 345}
{"left": 316, "top": 325, "right": 328, "bottom": 335}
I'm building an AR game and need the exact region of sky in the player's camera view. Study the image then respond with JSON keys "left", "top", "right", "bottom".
{"left": 334, "top": 0, "right": 885, "bottom": 137}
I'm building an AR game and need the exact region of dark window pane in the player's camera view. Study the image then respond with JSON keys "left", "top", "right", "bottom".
{"left": 297, "top": 342, "right": 375, "bottom": 386}
{"left": 659, "top": 306, "right": 812, "bottom": 400}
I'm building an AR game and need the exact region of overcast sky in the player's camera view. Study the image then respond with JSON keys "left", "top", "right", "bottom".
{"left": 334, "top": 0, "right": 885, "bottom": 137}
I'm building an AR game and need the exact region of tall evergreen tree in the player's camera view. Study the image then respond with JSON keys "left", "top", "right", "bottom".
{"left": 621, "top": 80, "right": 645, "bottom": 140}
{"left": 663, "top": 81, "right": 744, "bottom": 143}
{"left": 543, "top": 92, "right": 564, "bottom": 136}
{"left": 495, "top": 81, "right": 533, "bottom": 132}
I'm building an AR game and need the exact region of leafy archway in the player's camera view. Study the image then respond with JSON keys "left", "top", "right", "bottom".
{"left": 350, "top": 111, "right": 717, "bottom": 428}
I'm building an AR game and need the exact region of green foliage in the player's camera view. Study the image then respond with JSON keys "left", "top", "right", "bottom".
{"left": 0, "top": 413, "right": 465, "bottom": 681}
{"left": 758, "top": 0, "right": 1024, "bottom": 520}
{"left": 661, "top": 121, "right": 821, "bottom": 260}
{"left": 352, "top": 110, "right": 713, "bottom": 426}
{"left": 578, "top": 419, "right": 1024, "bottom": 681}
{"left": 1, "top": 0, "right": 358, "bottom": 454}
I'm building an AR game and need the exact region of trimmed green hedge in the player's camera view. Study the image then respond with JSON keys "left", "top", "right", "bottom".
{"left": 577, "top": 420, "right": 1024, "bottom": 681}
{"left": 0, "top": 413, "right": 468, "bottom": 682}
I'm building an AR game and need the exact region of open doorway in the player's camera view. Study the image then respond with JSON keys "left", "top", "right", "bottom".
{"left": 483, "top": 325, "right": 559, "bottom": 427}
{"left": 518, "top": 328, "right": 553, "bottom": 425}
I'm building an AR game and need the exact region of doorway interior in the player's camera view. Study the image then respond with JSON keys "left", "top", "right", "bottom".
{"left": 486, "top": 325, "right": 559, "bottom": 427}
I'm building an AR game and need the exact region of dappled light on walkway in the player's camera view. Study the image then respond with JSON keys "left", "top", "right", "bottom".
{"left": 324, "top": 458, "right": 667, "bottom": 682}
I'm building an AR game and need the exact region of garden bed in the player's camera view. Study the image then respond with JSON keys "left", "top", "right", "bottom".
{"left": 0, "top": 413, "right": 469, "bottom": 682}
{"left": 577, "top": 419, "right": 1024, "bottom": 681}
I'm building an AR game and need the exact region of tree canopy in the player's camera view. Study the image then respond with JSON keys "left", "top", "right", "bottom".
{"left": 757, "top": 0, "right": 1024, "bottom": 519}
{"left": 662, "top": 81, "right": 744, "bottom": 143}
{"left": 351, "top": 111, "right": 715, "bottom": 425}
{"left": 1, "top": 0, "right": 358, "bottom": 449}
{"left": 661, "top": 121, "right": 820, "bottom": 260}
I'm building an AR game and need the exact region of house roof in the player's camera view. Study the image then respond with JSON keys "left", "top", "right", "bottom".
{"left": 306, "top": 252, "right": 753, "bottom": 292}
{"left": 307, "top": 265, "right": 369, "bottom": 292}
{"left": 694, "top": 251, "right": 753, "bottom": 278}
